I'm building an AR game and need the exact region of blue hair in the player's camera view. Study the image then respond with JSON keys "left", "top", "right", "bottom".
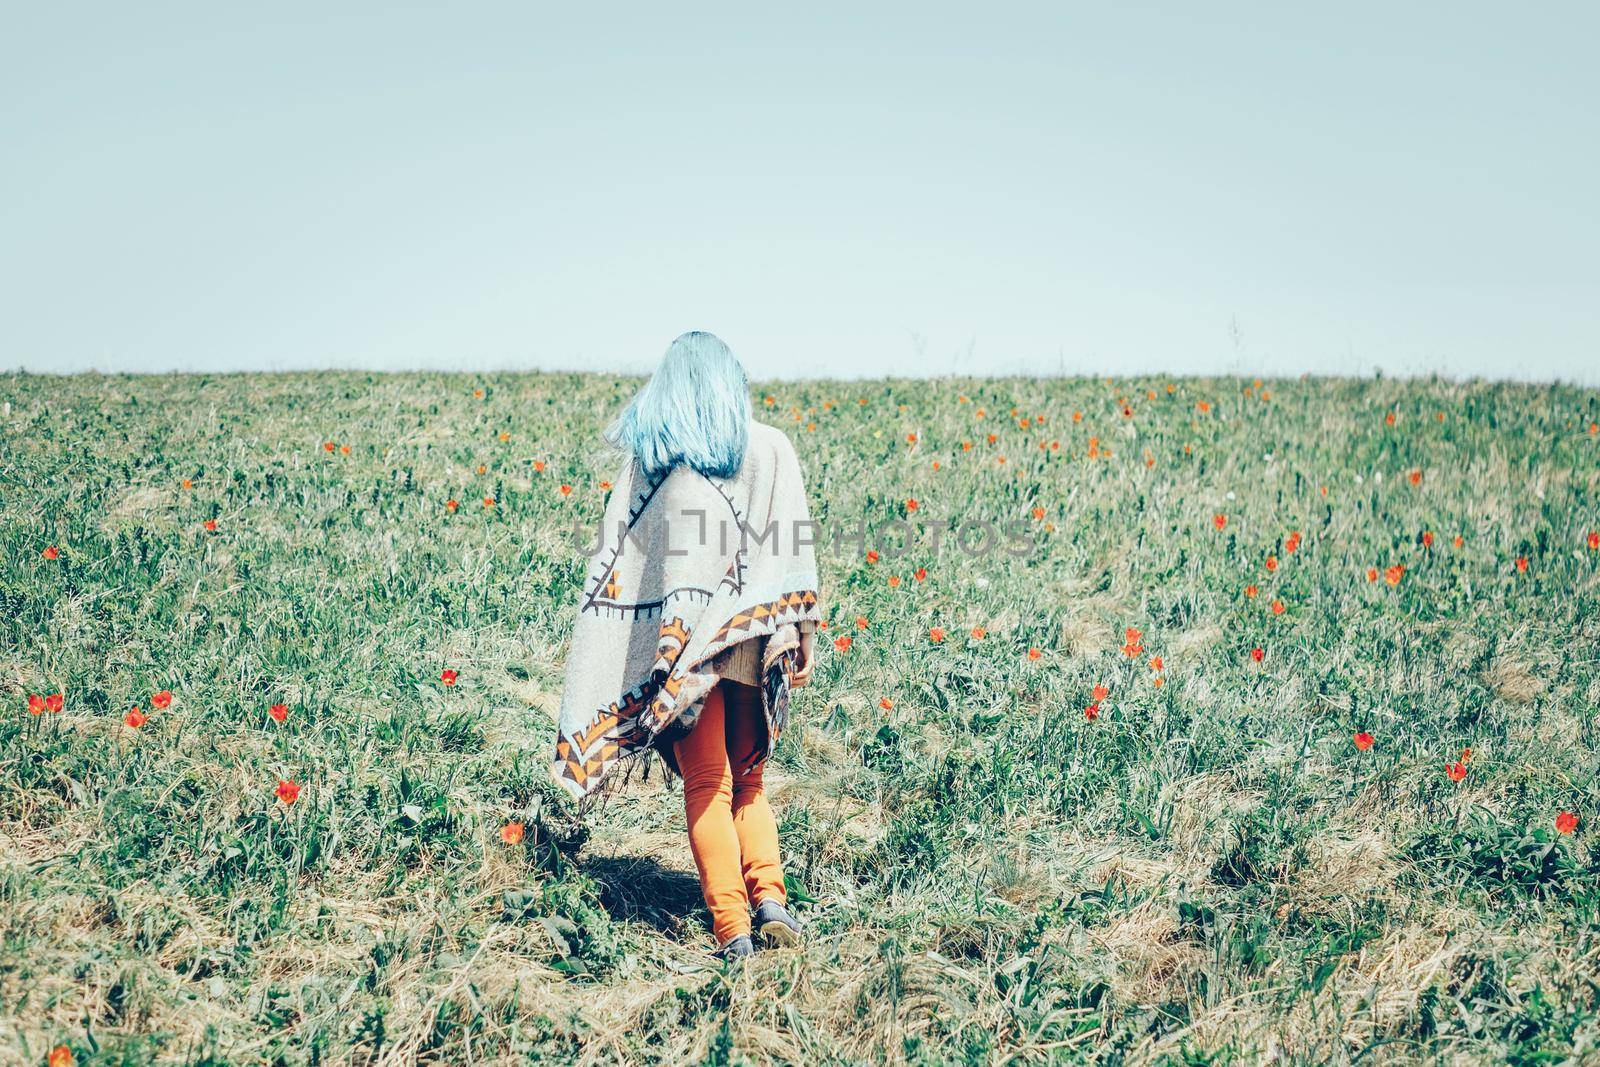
{"left": 607, "top": 331, "right": 751, "bottom": 480}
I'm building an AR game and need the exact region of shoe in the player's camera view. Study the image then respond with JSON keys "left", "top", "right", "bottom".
{"left": 753, "top": 898, "right": 802, "bottom": 948}
{"left": 713, "top": 934, "right": 754, "bottom": 961}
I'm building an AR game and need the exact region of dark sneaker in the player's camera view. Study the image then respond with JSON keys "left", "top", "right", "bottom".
{"left": 713, "top": 934, "right": 754, "bottom": 961}
{"left": 754, "top": 899, "right": 802, "bottom": 948}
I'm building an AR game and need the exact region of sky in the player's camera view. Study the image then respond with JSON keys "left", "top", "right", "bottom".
{"left": 3, "top": 3, "right": 1597, "bottom": 383}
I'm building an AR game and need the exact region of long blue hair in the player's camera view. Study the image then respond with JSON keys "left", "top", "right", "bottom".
{"left": 607, "top": 331, "right": 751, "bottom": 480}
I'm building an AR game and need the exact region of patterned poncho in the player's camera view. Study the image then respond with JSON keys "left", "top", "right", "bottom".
{"left": 552, "top": 422, "right": 822, "bottom": 802}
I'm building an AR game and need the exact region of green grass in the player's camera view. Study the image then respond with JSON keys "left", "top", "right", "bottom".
{"left": 2, "top": 370, "right": 1598, "bottom": 1065}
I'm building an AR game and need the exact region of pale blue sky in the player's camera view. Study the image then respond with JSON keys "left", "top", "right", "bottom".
{"left": 3, "top": 3, "right": 1596, "bottom": 382}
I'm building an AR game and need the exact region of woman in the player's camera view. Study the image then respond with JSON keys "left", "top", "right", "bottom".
{"left": 552, "top": 331, "right": 822, "bottom": 960}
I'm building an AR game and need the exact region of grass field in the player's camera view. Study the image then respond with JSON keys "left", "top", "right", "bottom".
{"left": 3, "top": 371, "right": 1599, "bottom": 1066}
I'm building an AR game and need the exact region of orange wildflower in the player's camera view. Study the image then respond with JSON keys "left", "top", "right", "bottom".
{"left": 501, "top": 822, "right": 525, "bottom": 845}
{"left": 1556, "top": 811, "right": 1579, "bottom": 835}
{"left": 276, "top": 779, "right": 301, "bottom": 804}
{"left": 929, "top": 627, "right": 946, "bottom": 643}
{"left": 1353, "top": 731, "right": 1374, "bottom": 751}
{"left": 124, "top": 707, "right": 147, "bottom": 729}
{"left": 1385, "top": 564, "right": 1405, "bottom": 586}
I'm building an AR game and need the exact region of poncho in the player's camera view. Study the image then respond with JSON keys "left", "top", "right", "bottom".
{"left": 552, "top": 422, "right": 823, "bottom": 802}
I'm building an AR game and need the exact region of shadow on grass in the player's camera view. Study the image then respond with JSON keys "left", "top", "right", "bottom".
{"left": 582, "top": 852, "right": 706, "bottom": 936}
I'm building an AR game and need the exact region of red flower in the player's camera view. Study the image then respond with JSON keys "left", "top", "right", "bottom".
{"left": 1271, "top": 599, "right": 1286, "bottom": 616}
{"left": 1244, "top": 585, "right": 1259, "bottom": 599}
{"left": 1084, "top": 703, "right": 1100, "bottom": 721}
{"left": 1148, "top": 656, "right": 1163, "bottom": 672}
{"left": 1250, "top": 647, "right": 1265, "bottom": 663}
{"left": 833, "top": 635, "right": 852, "bottom": 652}
{"left": 1408, "top": 469, "right": 1422, "bottom": 486}
{"left": 151, "top": 690, "right": 172, "bottom": 709}
{"left": 501, "top": 821, "right": 525, "bottom": 845}
{"left": 1366, "top": 567, "right": 1379, "bottom": 582}
{"left": 202, "top": 519, "right": 218, "bottom": 532}
{"left": 559, "top": 484, "right": 572, "bottom": 497}
{"left": 1446, "top": 761, "right": 1467, "bottom": 782}
{"left": 533, "top": 460, "right": 546, "bottom": 473}
{"left": 879, "top": 696, "right": 894, "bottom": 711}
{"left": 905, "top": 498, "right": 919, "bottom": 512}
{"left": 27, "top": 694, "right": 45, "bottom": 715}
{"left": 49, "top": 1047, "right": 74, "bottom": 1067}
{"left": 42, "top": 545, "right": 60, "bottom": 560}
{"left": 887, "top": 575, "right": 901, "bottom": 588}
{"left": 45, "top": 693, "right": 64, "bottom": 713}
{"left": 1213, "top": 514, "right": 1227, "bottom": 531}
{"left": 1120, "top": 627, "right": 1144, "bottom": 658}
{"left": 906, "top": 432, "right": 918, "bottom": 445}
{"left": 445, "top": 498, "right": 459, "bottom": 512}
{"left": 1421, "top": 531, "right": 1434, "bottom": 548}
{"left": 913, "top": 567, "right": 927, "bottom": 582}
{"left": 929, "top": 627, "right": 946, "bottom": 643}
{"left": 441, "top": 669, "right": 458, "bottom": 686}
{"left": 855, "top": 616, "right": 869, "bottom": 630}
{"left": 970, "top": 626, "right": 986, "bottom": 641}
{"left": 1031, "top": 507, "right": 1045, "bottom": 521}
{"left": 1556, "top": 811, "right": 1579, "bottom": 835}
{"left": 1515, "top": 556, "right": 1528, "bottom": 573}
{"left": 1353, "top": 731, "right": 1374, "bottom": 751}
{"left": 1384, "top": 411, "right": 1396, "bottom": 426}
{"left": 1385, "top": 564, "right": 1405, "bottom": 586}
{"left": 269, "top": 703, "right": 289, "bottom": 723}
{"left": 1453, "top": 535, "right": 1465, "bottom": 549}
{"left": 866, "top": 550, "right": 880, "bottom": 564}
{"left": 483, "top": 496, "right": 495, "bottom": 508}
{"left": 1588, "top": 531, "right": 1599, "bottom": 551}
{"left": 124, "top": 707, "right": 147, "bottom": 729}
{"left": 1265, "top": 556, "right": 1278, "bottom": 572}
{"left": 1092, "top": 684, "right": 1109, "bottom": 701}
{"left": 1285, "top": 531, "right": 1301, "bottom": 553}
{"left": 1027, "top": 647, "right": 1042, "bottom": 661}
{"left": 323, "top": 441, "right": 336, "bottom": 453}
{"left": 276, "top": 779, "right": 301, "bottom": 805}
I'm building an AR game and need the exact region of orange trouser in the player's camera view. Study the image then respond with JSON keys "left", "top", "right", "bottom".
{"left": 674, "top": 681, "right": 786, "bottom": 943}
